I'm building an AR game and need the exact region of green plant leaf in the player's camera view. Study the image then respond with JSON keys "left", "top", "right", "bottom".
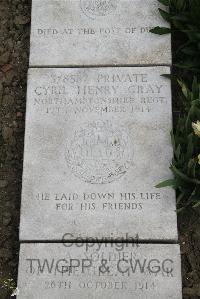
{"left": 175, "top": 64, "right": 200, "bottom": 73}
{"left": 181, "top": 48, "right": 200, "bottom": 56}
{"left": 192, "top": 77, "right": 199, "bottom": 99}
{"left": 193, "top": 201, "right": 200, "bottom": 208}
{"left": 175, "top": 144, "right": 181, "bottom": 159}
{"left": 155, "top": 179, "right": 177, "bottom": 188}
{"left": 158, "top": 8, "right": 171, "bottom": 22}
{"left": 186, "top": 134, "right": 194, "bottom": 160}
{"left": 177, "top": 207, "right": 185, "bottom": 213}
{"left": 171, "top": 165, "right": 200, "bottom": 185}
{"left": 174, "top": 0, "right": 187, "bottom": 11}
{"left": 150, "top": 26, "right": 171, "bottom": 35}
{"left": 161, "top": 74, "right": 178, "bottom": 82}
{"left": 171, "top": 14, "right": 188, "bottom": 22}
{"left": 176, "top": 192, "right": 186, "bottom": 204}
{"left": 187, "top": 158, "right": 197, "bottom": 178}
{"left": 177, "top": 79, "right": 188, "bottom": 98}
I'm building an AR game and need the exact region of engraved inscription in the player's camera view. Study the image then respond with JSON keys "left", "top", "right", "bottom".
{"left": 33, "top": 71, "right": 167, "bottom": 118}
{"left": 65, "top": 120, "right": 133, "bottom": 184}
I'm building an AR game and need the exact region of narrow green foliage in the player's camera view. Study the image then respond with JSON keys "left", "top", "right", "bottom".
{"left": 155, "top": 179, "right": 177, "bottom": 188}
{"left": 150, "top": 0, "right": 200, "bottom": 72}
{"left": 150, "top": 26, "right": 171, "bottom": 34}
{"left": 156, "top": 77, "right": 200, "bottom": 210}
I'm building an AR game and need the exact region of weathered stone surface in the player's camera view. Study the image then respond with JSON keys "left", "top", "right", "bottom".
{"left": 17, "top": 243, "right": 182, "bottom": 299}
{"left": 20, "top": 66, "right": 177, "bottom": 241}
{"left": 30, "top": 0, "right": 171, "bottom": 66}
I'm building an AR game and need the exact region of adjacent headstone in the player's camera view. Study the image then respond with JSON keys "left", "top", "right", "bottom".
{"left": 20, "top": 66, "right": 177, "bottom": 242}
{"left": 17, "top": 243, "right": 182, "bottom": 299}
{"left": 30, "top": 0, "right": 171, "bottom": 66}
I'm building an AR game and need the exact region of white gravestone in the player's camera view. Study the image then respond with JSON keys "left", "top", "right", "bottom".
{"left": 20, "top": 66, "right": 177, "bottom": 241}
{"left": 30, "top": 0, "right": 171, "bottom": 66}
{"left": 17, "top": 243, "right": 182, "bottom": 299}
